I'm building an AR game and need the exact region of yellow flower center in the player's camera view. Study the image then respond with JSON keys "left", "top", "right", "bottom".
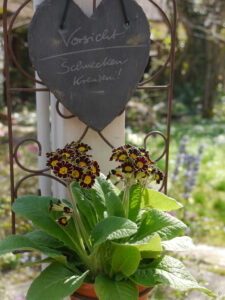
{"left": 84, "top": 175, "right": 92, "bottom": 184}
{"left": 59, "top": 167, "right": 68, "bottom": 174}
{"left": 137, "top": 161, "right": 144, "bottom": 169}
{"left": 119, "top": 154, "right": 127, "bottom": 161}
{"left": 125, "top": 165, "right": 133, "bottom": 172}
{"left": 61, "top": 218, "right": 67, "bottom": 225}
{"left": 51, "top": 160, "right": 58, "bottom": 166}
{"left": 78, "top": 146, "right": 86, "bottom": 152}
{"left": 155, "top": 174, "right": 160, "bottom": 181}
{"left": 130, "top": 153, "right": 137, "bottom": 159}
{"left": 79, "top": 161, "right": 87, "bottom": 166}
{"left": 72, "top": 170, "right": 80, "bottom": 178}
{"left": 91, "top": 165, "right": 97, "bottom": 173}
{"left": 62, "top": 152, "right": 70, "bottom": 158}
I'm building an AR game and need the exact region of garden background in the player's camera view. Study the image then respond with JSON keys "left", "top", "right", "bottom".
{"left": 0, "top": 0, "right": 225, "bottom": 299}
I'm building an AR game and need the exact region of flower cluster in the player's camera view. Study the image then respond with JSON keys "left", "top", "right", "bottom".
{"left": 107, "top": 145, "right": 163, "bottom": 186}
{"left": 49, "top": 199, "right": 73, "bottom": 226}
{"left": 46, "top": 142, "right": 100, "bottom": 189}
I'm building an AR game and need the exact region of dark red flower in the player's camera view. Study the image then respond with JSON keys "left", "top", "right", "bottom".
{"left": 89, "top": 161, "right": 100, "bottom": 177}
{"left": 110, "top": 152, "right": 118, "bottom": 161}
{"left": 124, "top": 144, "right": 132, "bottom": 150}
{"left": 66, "top": 141, "right": 79, "bottom": 149}
{"left": 63, "top": 206, "right": 73, "bottom": 214}
{"left": 70, "top": 166, "right": 83, "bottom": 181}
{"left": 53, "top": 161, "right": 73, "bottom": 178}
{"left": 76, "top": 156, "right": 91, "bottom": 168}
{"left": 128, "top": 148, "right": 141, "bottom": 160}
{"left": 113, "top": 146, "right": 124, "bottom": 152}
{"left": 80, "top": 172, "right": 95, "bottom": 189}
{"left": 135, "top": 157, "right": 148, "bottom": 171}
{"left": 76, "top": 143, "right": 91, "bottom": 153}
{"left": 49, "top": 199, "right": 72, "bottom": 214}
{"left": 154, "top": 169, "right": 164, "bottom": 184}
{"left": 139, "top": 148, "right": 153, "bottom": 164}
{"left": 57, "top": 148, "right": 76, "bottom": 159}
{"left": 46, "top": 155, "right": 62, "bottom": 169}
{"left": 46, "top": 151, "right": 57, "bottom": 158}
{"left": 121, "top": 162, "right": 134, "bottom": 173}
{"left": 107, "top": 169, "right": 123, "bottom": 181}
{"left": 117, "top": 151, "right": 128, "bottom": 162}
{"left": 57, "top": 216, "right": 70, "bottom": 227}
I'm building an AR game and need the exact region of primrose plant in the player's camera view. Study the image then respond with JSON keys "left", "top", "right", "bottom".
{"left": 0, "top": 142, "right": 215, "bottom": 300}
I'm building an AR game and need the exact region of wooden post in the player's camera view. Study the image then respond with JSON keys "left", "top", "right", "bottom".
{"left": 34, "top": 1, "right": 51, "bottom": 197}
{"left": 51, "top": 0, "right": 125, "bottom": 200}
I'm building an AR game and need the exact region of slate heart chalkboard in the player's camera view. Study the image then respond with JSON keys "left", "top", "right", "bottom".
{"left": 28, "top": 0, "right": 150, "bottom": 131}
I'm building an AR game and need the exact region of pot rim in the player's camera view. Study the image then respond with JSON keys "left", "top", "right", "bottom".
{"left": 72, "top": 283, "right": 153, "bottom": 300}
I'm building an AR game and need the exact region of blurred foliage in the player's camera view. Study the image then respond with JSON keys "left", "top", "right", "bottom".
{"left": 174, "top": 0, "right": 225, "bottom": 118}
{"left": 0, "top": 253, "right": 20, "bottom": 271}
{"left": 0, "top": 24, "right": 35, "bottom": 111}
{"left": 126, "top": 111, "right": 225, "bottom": 247}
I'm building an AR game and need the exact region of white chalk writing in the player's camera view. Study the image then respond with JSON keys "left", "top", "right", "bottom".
{"left": 57, "top": 57, "right": 128, "bottom": 75}
{"left": 73, "top": 68, "right": 122, "bottom": 86}
{"left": 59, "top": 27, "right": 125, "bottom": 48}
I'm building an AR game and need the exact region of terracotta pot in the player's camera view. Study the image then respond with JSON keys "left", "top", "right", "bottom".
{"left": 70, "top": 282, "right": 153, "bottom": 300}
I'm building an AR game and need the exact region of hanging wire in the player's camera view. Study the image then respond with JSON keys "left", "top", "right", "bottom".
{"left": 60, "top": 0, "right": 70, "bottom": 29}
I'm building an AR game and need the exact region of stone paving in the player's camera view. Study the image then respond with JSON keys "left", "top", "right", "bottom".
{"left": 181, "top": 244, "right": 225, "bottom": 300}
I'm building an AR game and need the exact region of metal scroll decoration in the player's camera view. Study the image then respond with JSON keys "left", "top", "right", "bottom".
{"left": 28, "top": 0, "right": 151, "bottom": 131}
{"left": 3, "top": 0, "right": 177, "bottom": 234}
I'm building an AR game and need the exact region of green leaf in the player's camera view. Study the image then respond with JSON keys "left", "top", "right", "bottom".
{"left": 142, "top": 189, "right": 183, "bottom": 211}
{"left": 130, "top": 210, "right": 186, "bottom": 243}
{"left": 128, "top": 185, "right": 142, "bottom": 222}
{"left": 26, "top": 263, "right": 89, "bottom": 300}
{"left": 131, "top": 234, "right": 162, "bottom": 258}
{"left": 162, "top": 236, "right": 194, "bottom": 251}
{"left": 131, "top": 256, "right": 216, "bottom": 297}
{"left": 12, "top": 195, "right": 78, "bottom": 252}
{"left": 26, "top": 229, "right": 64, "bottom": 249}
{"left": 95, "top": 275, "right": 138, "bottom": 300}
{"left": 119, "top": 190, "right": 124, "bottom": 202}
{"left": 71, "top": 182, "right": 98, "bottom": 229}
{"left": 91, "top": 216, "right": 137, "bottom": 246}
{"left": 96, "top": 173, "right": 118, "bottom": 196}
{"left": 112, "top": 244, "right": 141, "bottom": 276}
{"left": 105, "top": 192, "right": 125, "bottom": 218}
{"left": 91, "top": 179, "right": 107, "bottom": 220}
{"left": 79, "top": 211, "right": 92, "bottom": 236}
{"left": 0, "top": 234, "right": 66, "bottom": 264}
{"left": 17, "top": 257, "right": 54, "bottom": 269}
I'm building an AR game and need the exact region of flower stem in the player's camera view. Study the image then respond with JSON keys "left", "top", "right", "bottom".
{"left": 68, "top": 183, "right": 92, "bottom": 253}
{"left": 123, "top": 182, "right": 130, "bottom": 218}
{"left": 61, "top": 226, "right": 89, "bottom": 265}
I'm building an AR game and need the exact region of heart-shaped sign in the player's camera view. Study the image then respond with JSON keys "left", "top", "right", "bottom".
{"left": 28, "top": 0, "right": 150, "bottom": 131}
